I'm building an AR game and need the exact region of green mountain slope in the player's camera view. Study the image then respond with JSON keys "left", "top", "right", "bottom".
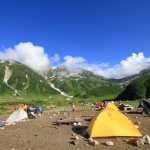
{"left": 3, "top": 59, "right": 150, "bottom": 100}
{"left": 115, "top": 75, "right": 150, "bottom": 100}
{"left": 0, "top": 60, "right": 59, "bottom": 97}
{"left": 48, "top": 68, "right": 124, "bottom": 98}
{"left": 82, "top": 85, "right": 123, "bottom": 98}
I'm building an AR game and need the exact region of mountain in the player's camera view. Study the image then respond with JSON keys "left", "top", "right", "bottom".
{"left": 0, "top": 59, "right": 124, "bottom": 99}
{"left": 1, "top": 59, "right": 150, "bottom": 100}
{"left": 46, "top": 67, "right": 124, "bottom": 98}
{"left": 47, "top": 66, "right": 150, "bottom": 100}
{"left": 111, "top": 67, "right": 150, "bottom": 84}
{"left": 115, "top": 75, "right": 150, "bottom": 101}
{"left": 113, "top": 67, "right": 150, "bottom": 101}
{"left": 0, "top": 59, "right": 59, "bottom": 97}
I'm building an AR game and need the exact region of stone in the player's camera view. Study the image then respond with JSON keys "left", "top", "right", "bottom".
{"left": 135, "top": 138, "right": 144, "bottom": 147}
{"left": 142, "top": 135, "right": 150, "bottom": 144}
{"left": 73, "top": 140, "right": 79, "bottom": 145}
{"left": 135, "top": 125, "right": 139, "bottom": 129}
{"left": 78, "top": 122, "right": 82, "bottom": 126}
{"left": 88, "top": 137, "right": 94, "bottom": 142}
{"left": 75, "top": 135, "right": 80, "bottom": 140}
{"left": 91, "top": 140, "right": 99, "bottom": 146}
{"left": 106, "top": 141, "right": 114, "bottom": 146}
{"left": 137, "top": 121, "right": 141, "bottom": 125}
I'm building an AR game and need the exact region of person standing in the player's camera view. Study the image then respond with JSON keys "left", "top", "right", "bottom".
{"left": 24, "top": 104, "right": 27, "bottom": 111}
{"left": 71, "top": 103, "right": 75, "bottom": 112}
{"left": 40, "top": 106, "right": 44, "bottom": 114}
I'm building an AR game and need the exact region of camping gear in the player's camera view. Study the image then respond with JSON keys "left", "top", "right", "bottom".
{"left": 0, "top": 119, "right": 4, "bottom": 127}
{"left": 123, "top": 104, "right": 134, "bottom": 111}
{"left": 27, "top": 106, "right": 36, "bottom": 119}
{"left": 141, "top": 100, "right": 150, "bottom": 115}
{"left": 56, "top": 117, "right": 82, "bottom": 126}
{"left": 95, "top": 102, "right": 104, "bottom": 108}
{"left": 28, "top": 111, "right": 36, "bottom": 119}
{"left": 16, "top": 104, "right": 25, "bottom": 110}
{"left": 5, "top": 110, "right": 28, "bottom": 124}
{"left": 87, "top": 108, "right": 142, "bottom": 138}
{"left": 47, "top": 104, "right": 56, "bottom": 109}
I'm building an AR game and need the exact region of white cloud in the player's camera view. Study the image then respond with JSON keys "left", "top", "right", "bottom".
{"left": 1, "top": 42, "right": 150, "bottom": 79}
{"left": 61, "top": 55, "right": 86, "bottom": 68}
{"left": 0, "top": 42, "right": 50, "bottom": 72}
{"left": 50, "top": 54, "right": 60, "bottom": 64}
{"left": 57, "top": 52, "right": 150, "bottom": 79}
{"left": 113, "top": 52, "right": 150, "bottom": 78}
{"left": 90, "top": 52, "right": 150, "bottom": 79}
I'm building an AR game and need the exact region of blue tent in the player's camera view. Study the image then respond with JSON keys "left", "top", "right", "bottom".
{"left": 0, "top": 119, "right": 4, "bottom": 127}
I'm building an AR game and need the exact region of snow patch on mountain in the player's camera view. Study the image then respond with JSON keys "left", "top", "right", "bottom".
{"left": 47, "top": 81, "right": 73, "bottom": 98}
{"left": 3, "top": 66, "right": 21, "bottom": 97}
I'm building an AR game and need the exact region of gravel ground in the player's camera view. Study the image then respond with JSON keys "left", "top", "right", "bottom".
{"left": 0, "top": 106, "right": 150, "bottom": 150}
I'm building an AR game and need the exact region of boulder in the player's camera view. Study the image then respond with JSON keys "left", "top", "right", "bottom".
{"left": 142, "top": 135, "right": 150, "bottom": 144}
{"left": 106, "top": 141, "right": 114, "bottom": 146}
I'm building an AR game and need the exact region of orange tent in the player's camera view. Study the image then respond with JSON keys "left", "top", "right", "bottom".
{"left": 17, "top": 104, "right": 25, "bottom": 110}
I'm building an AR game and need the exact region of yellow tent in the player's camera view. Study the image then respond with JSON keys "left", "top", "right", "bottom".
{"left": 107, "top": 102, "right": 119, "bottom": 111}
{"left": 87, "top": 108, "right": 142, "bottom": 138}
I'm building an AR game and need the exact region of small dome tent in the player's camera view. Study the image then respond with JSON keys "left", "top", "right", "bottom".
{"left": 5, "top": 110, "right": 28, "bottom": 124}
{"left": 87, "top": 108, "right": 142, "bottom": 138}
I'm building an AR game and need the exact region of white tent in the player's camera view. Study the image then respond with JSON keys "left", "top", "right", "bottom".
{"left": 5, "top": 110, "right": 28, "bottom": 124}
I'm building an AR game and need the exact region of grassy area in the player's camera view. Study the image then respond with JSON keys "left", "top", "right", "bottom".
{"left": 0, "top": 94, "right": 140, "bottom": 115}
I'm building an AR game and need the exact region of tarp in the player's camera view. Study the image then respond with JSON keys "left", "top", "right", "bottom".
{"left": 87, "top": 108, "right": 142, "bottom": 138}
{"left": 5, "top": 110, "right": 28, "bottom": 124}
{"left": 142, "top": 100, "right": 150, "bottom": 115}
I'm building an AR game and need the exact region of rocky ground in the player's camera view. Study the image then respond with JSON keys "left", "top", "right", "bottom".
{"left": 0, "top": 105, "right": 150, "bottom": 150}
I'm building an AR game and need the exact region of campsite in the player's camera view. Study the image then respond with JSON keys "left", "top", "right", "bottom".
{"left": 0, "top": 101, "right": 150, "bottom": 150}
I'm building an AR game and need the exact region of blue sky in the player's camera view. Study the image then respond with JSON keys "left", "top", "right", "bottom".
{"left": 0, "top": 0, "right": 150, "bottom": 79}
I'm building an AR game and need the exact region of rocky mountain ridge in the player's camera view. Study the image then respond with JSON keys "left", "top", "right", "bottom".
{"left": 1, "top": 59, "right": 150, "bottom": 100}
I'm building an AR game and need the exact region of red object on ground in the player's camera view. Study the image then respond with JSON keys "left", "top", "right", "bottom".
{"left": 47, "top": 105, "right": 55, "bottom": 109}
{"left": 95, "top": 102, "right": 104, "bottom": 108}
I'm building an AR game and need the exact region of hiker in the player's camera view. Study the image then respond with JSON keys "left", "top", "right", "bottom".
{"left": 91, "top": 103, "right": 95, "bottom": 108}
{"left": 40, "top": 106, "right": 44, "bottom": 114}
{"left": 71, "top": 103, "right": 75, "bottom": 112}
{"left": 138, "top": 99, "right": 143, "bottom": 109}
{"left": 103, "top": 101, "right": 108, "bottom": 108}
{"left": 35, "top": 106, "right": 41, "bottom": 115}
{"left": 137, "top": 99, "right": 144, "bottom": 114}
{"left": 81, "top": 102, "right": 84, "bottom": 106}
{"left": 24, "top": 104, "right": 27, "bottom": 111}
{"left": 118, "top": 101, "right": 125, "bottom": 110}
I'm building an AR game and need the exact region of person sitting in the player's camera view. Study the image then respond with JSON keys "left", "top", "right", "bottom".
{"left": 103, "top": 101, "right": 108, "bottom": 108}
{"left": 27, "top": 106, "right": 36, "bottom": 119}
{"left": 118, "top": 101, "right": 125, "bottom": 110}
{"left": 137, "top": 99, "right": 144, "bottom": 113}
{"left": 35, "top": 106, "right": 41, "bottom": 115}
